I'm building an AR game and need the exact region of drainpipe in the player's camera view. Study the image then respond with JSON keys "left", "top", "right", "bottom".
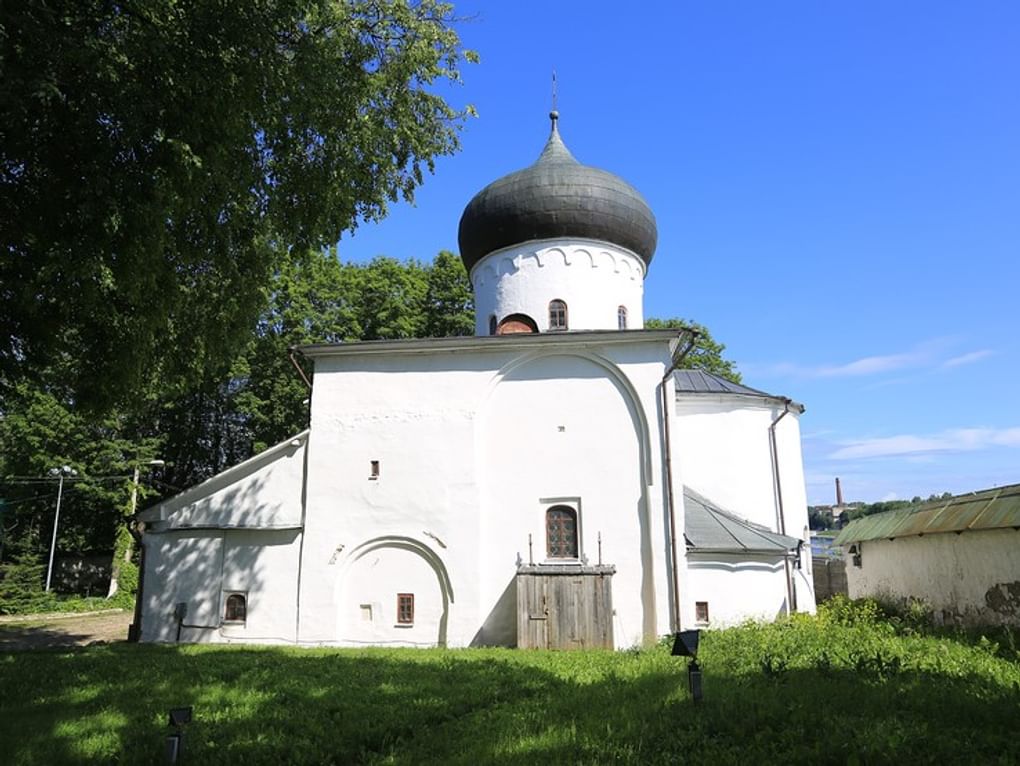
{"left": 661, "top": 330, "right": 699, "bottom": 632}
{"left": 288, "top": 347, "right": 312, "bottom": 644}
{"left": 288, "top": 347, "right": 313, "bottom": 390}
{"left": 769, "top": 399, "right": 796, "bottom": 615}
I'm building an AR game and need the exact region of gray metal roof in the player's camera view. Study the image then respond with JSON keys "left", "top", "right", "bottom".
{"left": 835, "top": 483, "right": 1020, "bottom": 545}
{"left": 684, "top": 487, "right": 800, "bottom": 554}
{"left": 674, "top": 369, "right": 805, "bottom": 412}
{"left": 457, "top": 113, "right": 658, "bottom": 272}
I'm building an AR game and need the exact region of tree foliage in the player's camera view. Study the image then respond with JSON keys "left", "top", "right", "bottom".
{"left": 232, "top": 249, "right": 474, "bottom": 455}
{"left": 644, "top": 318, "right": 741, "bottom": 383}
{"left": 0, "top": 0, "right": 475, "bottom": 408}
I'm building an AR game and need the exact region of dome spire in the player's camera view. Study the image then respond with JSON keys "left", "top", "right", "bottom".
{"left": 551, "top": 68, "right": 558, "bottom": 120}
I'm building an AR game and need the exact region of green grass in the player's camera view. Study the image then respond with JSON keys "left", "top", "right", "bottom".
{"left": 2, "top": 600, "right": 1018, "bottom": 765}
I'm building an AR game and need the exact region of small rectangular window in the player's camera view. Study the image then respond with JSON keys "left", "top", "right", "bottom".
{"left": 360, "top": 604, "right": 373, "bottom": 622}
{"left": 370, "top": 460, "right": 380, "bottom": 480}
{"left": 397, "top": 593, "right": 414, "bottom": 624}
{"left": 695, "top": 601, "right": 709, "bottom": 623}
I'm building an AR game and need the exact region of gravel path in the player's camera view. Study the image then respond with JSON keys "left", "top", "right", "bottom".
{"left": 0, "top": 609, "right": 131, "bottom": 651}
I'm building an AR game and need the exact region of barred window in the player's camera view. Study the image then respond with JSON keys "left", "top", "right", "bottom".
{"left": 548, "top": 300, "right": 568, "bottom": 331}
{"left": 546, "top": 506, "right": 578, "bottom": 558}
{"left": 617, "top": 306, "right": 628, "bottom": 330}
{"left": 397, "top": 593, "right": 414, "bottom": 624}
{"left": 695, "top": 601, "right": 709, "bottom": 623}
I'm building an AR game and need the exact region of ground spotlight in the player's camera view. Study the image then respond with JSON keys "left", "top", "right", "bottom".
{"left": 671, "top": 630, "right": 703, "bottom": 703}
{"left": 165, "top": 706, "right": 193, "bottom": 764}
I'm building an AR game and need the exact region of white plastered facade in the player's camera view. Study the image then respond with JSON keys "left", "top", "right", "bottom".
{"left": 139, "top": 334, "right": 816, "bottom": 647}
{"left": 471, "top": 239, "right": 646, "bottom": 334}
{"left": 675, "top": 395, "right": 815, "bottom": 625}
{"left": 844, "top": 530, "right": 1020, "bottom": 627}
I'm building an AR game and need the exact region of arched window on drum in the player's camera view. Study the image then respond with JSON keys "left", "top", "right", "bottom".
{"left": 548, "top": 300, "right": 568, "bottom": 331}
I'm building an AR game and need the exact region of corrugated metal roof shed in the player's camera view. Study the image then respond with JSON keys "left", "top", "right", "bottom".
{"left": 684, "top": 487, "right": 800, "bottom": 554}
{"left": 835, "top": 483, "right": 1020, "bottom": 545}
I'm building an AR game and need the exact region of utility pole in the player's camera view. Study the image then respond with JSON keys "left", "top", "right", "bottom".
{"left": 109, "top": 458, "right": 164, "bottom": 598}
{"left": 45, "top": 466, "right": 77, "bottom": 592}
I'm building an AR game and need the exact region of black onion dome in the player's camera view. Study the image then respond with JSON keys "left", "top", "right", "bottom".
{"left": 457, "top": 113, "right": 658, "bottom": 273}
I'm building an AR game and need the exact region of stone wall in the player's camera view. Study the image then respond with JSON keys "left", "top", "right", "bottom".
{"left": 812, "top": 556, "right": 847, "bottom": 602}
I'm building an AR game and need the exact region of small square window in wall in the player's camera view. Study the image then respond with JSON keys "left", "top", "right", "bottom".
{"left": 224, "top": 593, "right": 247, "bottom": 624}
{"left": 397, "top": 593, "right": 414, "bottom": 624}
{"left": 695, "top": 601, "right": 709, "bottom": 624}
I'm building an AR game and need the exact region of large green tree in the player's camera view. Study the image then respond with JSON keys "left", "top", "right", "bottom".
{"left": 233, "top": 249, "right": 474, "bottom": 455}
{"left": 645, "top": 318, "right": 742, "bottom": 383}
{"left": 0, "top": 0, "right": 475, "bottom": 409}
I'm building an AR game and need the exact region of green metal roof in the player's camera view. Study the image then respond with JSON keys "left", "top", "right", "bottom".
{"left": 835, "top": 483, "right": 1020, "bottom": 545}
{"left": 684, "top": 487, "right": 801, "bottom": 554}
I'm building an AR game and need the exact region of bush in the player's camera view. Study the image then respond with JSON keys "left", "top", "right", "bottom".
{"left": 0, "top": 553, "right": 58, "bottom": 615}
{"left": 818, "top": 594, "right": 884, "bottom": 627}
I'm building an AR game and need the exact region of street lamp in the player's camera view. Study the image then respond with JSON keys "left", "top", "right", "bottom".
{"left": 45, "top": 465, "right": 78, "bottom": 592}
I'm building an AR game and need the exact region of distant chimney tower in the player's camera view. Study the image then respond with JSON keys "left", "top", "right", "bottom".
{"left": 835, "top": 477, "right": 844, "bottom": 507}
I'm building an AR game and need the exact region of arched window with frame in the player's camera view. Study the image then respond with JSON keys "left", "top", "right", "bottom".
{"left": 617, "top": 305, "right": 628, "bottom": 330}
{"left": 548, "top": 299, "right": 568, "bottom": 331}
{"left": 546, "top": 505, "right": 578, "bottom": 559}
{"left": 488, "top": 314, "right": 497, "bottom": 335}
{"left": 224, "top": 593, "right": 247, "bottom": 623}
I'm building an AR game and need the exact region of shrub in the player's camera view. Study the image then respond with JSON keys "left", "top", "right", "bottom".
{"left": 0, "top": 553, "right": 58, "bottom": 615}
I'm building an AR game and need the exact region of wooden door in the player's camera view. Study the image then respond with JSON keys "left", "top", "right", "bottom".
{"left": 516, "top": 566, "right": 614, "bottom": 649}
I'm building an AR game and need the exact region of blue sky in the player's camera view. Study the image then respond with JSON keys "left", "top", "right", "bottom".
{"left": 339, "top": 2, "right": 1019, "bottom": 505}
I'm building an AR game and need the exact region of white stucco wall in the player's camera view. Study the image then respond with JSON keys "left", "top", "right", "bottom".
{"left": 141, "top": 528, "right": 301, "bottom": 643}
{"left": 844, "top": 529, "right": 1020, "bottom": 626}
{"left": 143, "top": 434, "right": 308, "bottom": 530}
{"left": 139, "top": 433, "right": 308, "bottom": 643}
{"left": 299, "top": 336, "right": 676, "bottom": 649}
{"left": 141, "top": 339, "right": 820, "bottom": 647}
{"left": 686, "top": 554, "right": 791, "bottom": 625}
{"left": 471, "top": 239, "right": 646, "bottom": 334}
{"left": 674, "top": 394, "right": 815, "bottom": 618}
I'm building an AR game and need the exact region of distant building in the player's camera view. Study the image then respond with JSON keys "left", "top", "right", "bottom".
{"left": 835, "top": 484, "right": 1020, "bottom": 626}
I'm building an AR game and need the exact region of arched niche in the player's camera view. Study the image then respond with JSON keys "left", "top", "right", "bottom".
{"left": 334, "top": 536, "right": 454, "bottom": 647}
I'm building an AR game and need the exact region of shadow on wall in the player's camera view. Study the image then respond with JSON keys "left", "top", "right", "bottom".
{"left": 146, "top": 472, "right": 282, "bottom": 643}
{"left": 470, "top": 576, "right": 517, "bottom": 647}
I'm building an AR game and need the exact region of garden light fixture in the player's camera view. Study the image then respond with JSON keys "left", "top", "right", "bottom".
{"left": 671, "top": 629, "right": 703, "bottom": 703}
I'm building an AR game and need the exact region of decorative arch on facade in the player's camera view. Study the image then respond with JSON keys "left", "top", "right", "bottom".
{"left": 335, "top": 535, "right": 455, "bottom": 647}
{"left": 478, "top": 349, "right": 661, "bottom": 642}
{"left": 482, "top": 349, "right": 655, "bottom": 485}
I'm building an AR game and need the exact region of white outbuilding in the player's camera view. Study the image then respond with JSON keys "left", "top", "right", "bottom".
{"left": 835, "top": 484, "right": 1020, "bottom": 626}
{"left": 137, "top": 113, "right": 816, "bottom": 648}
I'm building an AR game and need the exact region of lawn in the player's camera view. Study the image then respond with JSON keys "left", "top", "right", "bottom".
{"left": 1, "top": 600, "right": 1018, "bottom": 765}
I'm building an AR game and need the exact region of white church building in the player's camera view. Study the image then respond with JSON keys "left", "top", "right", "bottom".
{"left": 137, "top": 113, "right": 816, "bottom": 649}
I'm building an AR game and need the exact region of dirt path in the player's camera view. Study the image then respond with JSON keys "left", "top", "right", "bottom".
{"left": 0, "top": 609, "right": 131, "bottom": 651}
